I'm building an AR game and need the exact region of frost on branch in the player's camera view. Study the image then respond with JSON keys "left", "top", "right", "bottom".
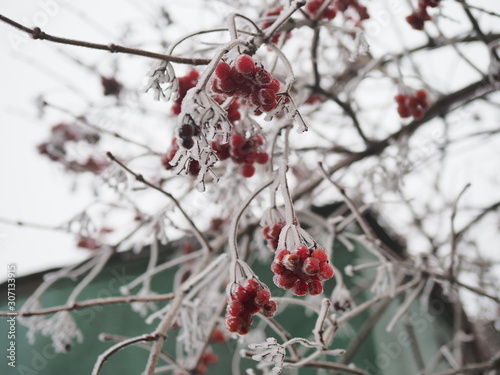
{"left": 247, "top": 337, "right": 285, "bottom": 375}
{"left": 19, "top": 305, "right": 83, "bottom": 353}
{"left": 166, "top": 88, "right": 233, "bottom": 191}
{"left": 143, "top": 61, "right": 179, "bottom": 101}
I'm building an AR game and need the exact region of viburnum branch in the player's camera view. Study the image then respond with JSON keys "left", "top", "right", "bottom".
{"left": 449, "top": 183, "right": 471, "bottom": 282}
{"left": 106, "top": 152, "right": 212, "bottom": 254}
{"left": 0, "top": 14, "right": 210, "bottom": 65}
{"left": 0, "top": 293, "right": 175, "bottom": 317}
{"left": 99, "top": 333, "right": 183, "bottom": 371}
{"left": 386, "top": 279, "right": 426, "bottom": 332}
{"left": 92, "top": 333, "right": 163, "bottom": 375}
{"left": 67, "top": 247, "right": 113, "bottom": 304}
{"left": 228, "top": 176, "right": 276, "bottom": 260}
{"left": 261, "top": 0, "right": 306, "bottom": 42}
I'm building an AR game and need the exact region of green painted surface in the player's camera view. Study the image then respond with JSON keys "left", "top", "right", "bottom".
{"left": 1, "top": 238, "right": 454, "bottom": 375}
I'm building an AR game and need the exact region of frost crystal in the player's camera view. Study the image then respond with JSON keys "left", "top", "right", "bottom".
{"left": 20, "top": 308, "right": 83, "bottom": 353}
{"left": 248, "top": 337, "right": 285, "bottom": 375}
{"left": 143, "top": 61, "right": 179, "bottom": 101}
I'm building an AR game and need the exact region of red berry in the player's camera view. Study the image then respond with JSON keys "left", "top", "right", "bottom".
{"left": 283, "top": 254, "right": 301, "bottom": 271}
{"left": 238, "top": 324, "right": 250, "bottom": 335}
{"left": 308, "top": 280, "right": 323, "bottom": 295}
{"left": 303, "top": 257, "right": 321, "bottom": 275}
{"left": 395, "top": 94, "right": 406, "bottom": 104}
{"left": 241, "top": 164, "right": 255, "bottom": 178}
{"left": 256, "top": 152, "right": 269, "bottom": 164}
{"left": 210, "top": 329, "right": 227, "bottom": 343}
{"left": 397, "top": 104, "right": 411, "bottom": 118}
{"left": 292, "top": 280, "right": 308, "bottom": 296}
{"left": 318, "top": 263, "right": 335, "bottom": 280}
{"left": 230, "top": 134, "right": 245, "bottom": 149}
{"left": 295, "top": 245, "right": 310, "bottom": 260}
{"left": 262, "top": 300, "right": 277, "bottom": 317}
{"left": 416, "top": 90, "right": 427, "bottom": 101}
{"left": 255, "top": 289, "right": 271, "bottom": 306}
{"left": 245, "top": 279, "right": 261, "bottom": 294}
{"left": 227, "top": 301, "right": 245, "bottom": 316}
{"left": 265, "top": 78, "right": 281, "bottom": 93}
{"left": 233, "top": 286, "right": 251, "bottom": 302}
{"left": 235, "top": 54, "right": 256, "bottom": 75}
{"left": 275, "top": 249, "right": 290, "bottom": 262}
{"left": 225, "top": 317, "right": 241, "bottom": 332}
{"left": 215, "top": 62, "right": 232, "bottom": 79}
{"left": 245, "top": 300, "right": 261, "bottom": 315}
{"left": 271, "top": 261, "right": 287, "bottom": 275}
{"left": 258, "top": 89, "right": 275, "bottom": 106}
{"left": 254, "top": 69, "right": 273, "bottom": 86}
{"left": 275, "top": 274, "right": 298, "bottom": 289}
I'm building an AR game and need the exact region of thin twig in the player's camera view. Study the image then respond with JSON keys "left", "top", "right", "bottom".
{"left": 0, "top": 14, "right": 210, "bottom": 65}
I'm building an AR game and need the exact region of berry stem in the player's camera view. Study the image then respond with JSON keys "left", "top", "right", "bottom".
{"left": 228, "top": 176, "right": 276, "bottom": 260}
{"left": 262, "top": 0, "right": 306, "bottom": 43}
{"left": 196, "top": 39, "right": 248, "bottom": 91}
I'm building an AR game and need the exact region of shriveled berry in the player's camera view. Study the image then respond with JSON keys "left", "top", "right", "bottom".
{"left": 181, "top": 138, "right": 194, "bottom": 149}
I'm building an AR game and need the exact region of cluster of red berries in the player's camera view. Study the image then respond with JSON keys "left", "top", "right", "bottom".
{"left": 395, "top": 90, "right": 428, "bottom": 120}
{"left": 225, "top": 279, "right": 277, "bottom": 335}
{"left": 262, "top": 7, "right": 292, "bottom": 44}
{"left": 37, "top": 123, "right": 107, "bottom": 174}
{"left": 212, "top": 55, "right": 281, "bottom": 112}
{"left": 161, "top": 138, "right": 200, "bottom": 176}
{"left": 214, "top": 96, "right": 241, "bottom": 123}
{"left": 172, "top": 69, "right": 199, "bottom": 115}
{"left": 196, "top": 352, "right": 218, "bottom": 374}
{"left": 272, "top": 246, "right": 334, "bottom": 296}
{"left": 211, "top": 133, "right": 269, "bottom": 178}
{"left": 406, "top": 0, "right": 440, "bottom": 30}
{"left": 305, "top": 0, "right": 337, "bottom": 20}
{"left": 262, "top": 221, "right": 285, "bottom": 251}
{"left": 76, "top": 236, "right": 101, "bottom": 251}
{"left": 334, "top": 0, "right": 369, "bottom": 23}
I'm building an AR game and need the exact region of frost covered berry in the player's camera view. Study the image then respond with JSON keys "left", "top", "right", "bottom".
{"left": 225, "top": 279, "right": 276, "bottom": 335}
{"left": 395, "top": 90, "right": 429, "bottom": 120}
{"left": 212, "top": 55, "right": 281, "bottom": 112}
{"left": 262, "top": 221, "right": 285, "bottom": 250}
{"left": 271, "top": 246, "right": 334, "bottom": 296}
{"left": 212, "top": 132, "right": 269, "bottom": 178}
